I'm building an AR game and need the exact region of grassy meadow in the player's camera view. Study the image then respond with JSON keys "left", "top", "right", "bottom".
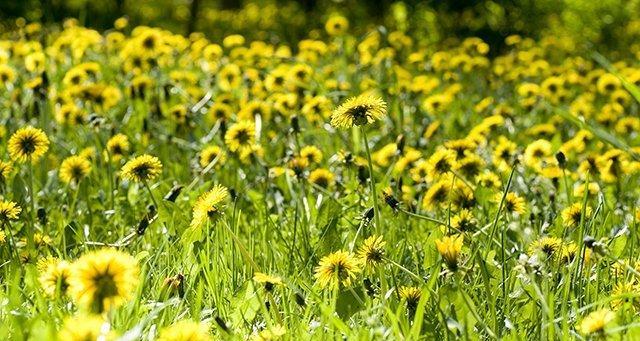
{"left": 3, "top": 1, "right": 640, "bottom": 340}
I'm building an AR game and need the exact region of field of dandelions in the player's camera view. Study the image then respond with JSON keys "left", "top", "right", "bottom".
{"left": 3, "top": 3, "right": 640, "bottom": 340}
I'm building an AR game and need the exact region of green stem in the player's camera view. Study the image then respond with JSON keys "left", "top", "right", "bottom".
{"left": 143, "top": 180, "right": 159, "bottom": 209}
{"left": 401, "top": 209, "right": 456, "bottom": 231}
{"left": 26, "top": 159, "right": 36, "bottom": 254}
{"left": 3, "top": 219, "right": 20, "bottom": 262}
{"left": 361, "top": 128, "right": 381, "bottom": 234}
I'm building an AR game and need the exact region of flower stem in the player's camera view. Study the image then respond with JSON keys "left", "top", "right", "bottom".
{"left": 3, "top": 219, "right": 20, "bottom": 261}
{"left": 143, "top": 180, "right": 159, "bottom": 209}
{"left": 26, "top": 159, "right": 36, "bottom": 253}
{"left": 361, "top": 128, "right": 381, "bottom": 234}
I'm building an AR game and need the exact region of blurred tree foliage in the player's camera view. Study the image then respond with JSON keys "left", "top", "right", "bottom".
{"left": 1, "top": 0, "right": 638, "bottom": 54}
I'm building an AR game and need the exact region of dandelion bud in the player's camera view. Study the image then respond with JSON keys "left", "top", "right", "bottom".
{"left": 162, "top": 273, "right": 184, "bottom": 298}
{"left": 37, "top": 207, "right": 47, "bottom": 225}
{"left": 555, "top": 151, "right": 567, "bottom": 169}
{"left": 294, "top": 292, "right": 306, "bottom": 307}
{"left": 290, "top": 115, "right": 300, "bottom": 134}
{"left": 395, "top": 134, "right": 405, "bottom": 155}
{"left": 215, "top": 316, "right": 230, "bottom": 333}
{"left": 164, "top": 185, "right": 183, "bottom": 202}
{"left": 363, "top": 207, "right": 375, "bottom": 223}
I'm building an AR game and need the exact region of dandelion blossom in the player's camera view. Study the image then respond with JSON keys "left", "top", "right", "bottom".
{"left": 38, "top": 258, "right": 71, "bottom": 297}
{"left": 561, "top": 203, "right": 592, "bottom": 227}
{"left": 190, "top": 185, "right": 229, "bottom": 229}
{"left": 576, "top": 309, "right": 615, "bottom": 336}
{"left": 399, "top": 286, "right": 422, "bottom": 310}
{"left": 157, "top": 320, "right": 212, "bottom": 341}
{"left": 330, "top": 94, "right": 387, "bottom": 129}
{"left": 357, "top": 235, "right": 386, "bottom": 267}
{"left": 106, "top": 133, "right": 130, "bottom": 161}
{"left": 59, "top": 155, "right": 92, "bottom": 185}
{"left": 498, "top": 192, "right": 526, "bottom": 215}
{"left": 68, "top": 248, "right": 139, "bottom": 313}
{"left": 8, "top": 126, "right": 50, "bottom": 162}
{"left": 253, "top": 272, "right": 283, "bottom": 292}
{"left": 435, "top": 235, "right": 464, "bottom": 270}
{"left": 225, "top": 120, "right": 256, "bottom": 153}
{"left": 314, "top": 250, "right": 362, "bottom": 289}
{"left": 58, "top": 315, "right": 114, "bottom": 341}
{"left": 0, "top": 201, "right": 21, "bottom": 220}
{"left": 120, "top": 154, "right": 163, "bottom": 182}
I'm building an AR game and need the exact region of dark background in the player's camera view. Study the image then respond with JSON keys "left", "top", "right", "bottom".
{"left": 0, "top": 0, "right": 636, "bottom": 55}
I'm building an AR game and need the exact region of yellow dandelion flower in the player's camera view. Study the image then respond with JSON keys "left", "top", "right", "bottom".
{"left": 314, "top": 250, "right": 362, "bottom": 289}
{"left": 8, "top": 126, "right": 50, "bottom": 163}
{"left": 38, "top": 258, "right": 71, "bottom": 297}
{"left": 0, "top": 161, "right": 13, "bottom": 183}
{"left": 426, "top": 149, "right": 456, "bottom": 182}
{"left": 58, "top": 315, "right": 114, "bottom": 341}
{"left": 59, "top": 155, "right": 92, "bottom": 185}
{"left": 357, "top": 235, "right": 386, "bottom": 267}
{"left": 190, "top": 184, "right": 229, "bottom": 229}
{"left": 498, "top": 192, "right": 526, "bottom": 215}
{"left": 68, "top": 248, "right": 139, "bottom": 313}
{"left": 435, "top": 235, "right": 464, "bottom": 270}
{"left": 561, "top": 203, "right": 592, "bottom": 227}
{"left": 523, "top": 139, "right": 552, "bottom": 170}
{"left": 399, "top": 286, "right": 422, "bottom": 309}
{"left": 330, "top": 94, "right": 387, "bottom": 129}
{"left": 308, "top": 168, "right": 335, "bottom": 188}
{"left": 0, "top": 201, "right": 21, "bottom": 220}
{"left": 199, "top": 145, "right": 227, "bottom": 169}
{"left": 225, "top": 120, "right": 256, "bottom": 153}
{"left": 251, "top": 325, "right": 286, "bottom": 341}
{"left": 106, "top": 133, "right": 130, "bottom": 161}
{"left": 120, "top": 154, "right": 163, "bottom": 182}
{"left": 611, "top": 281, "right": 640, "bottom": 311}
{"left": 451, "top": 209, "right": 477, "bottom": 232}
{"left": 576, "top": 309, "right": 615, "bottom": 336}
{"left": 422, "top": 179, "right": 451, "bottom": 210}
{"left": 157, "top": 320, "right": 212, "bottom": 341}
{"left": 300, "top": 145, "right": 323, "bottom": 165}
{"left": 253, "top": 272, "right": 283, "bottom": 292}
{"left": 528, "top": 236, "right": 562, "bottom": 257}
{"left": 325, "top": 16, "right": 349, "bottom": 36}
